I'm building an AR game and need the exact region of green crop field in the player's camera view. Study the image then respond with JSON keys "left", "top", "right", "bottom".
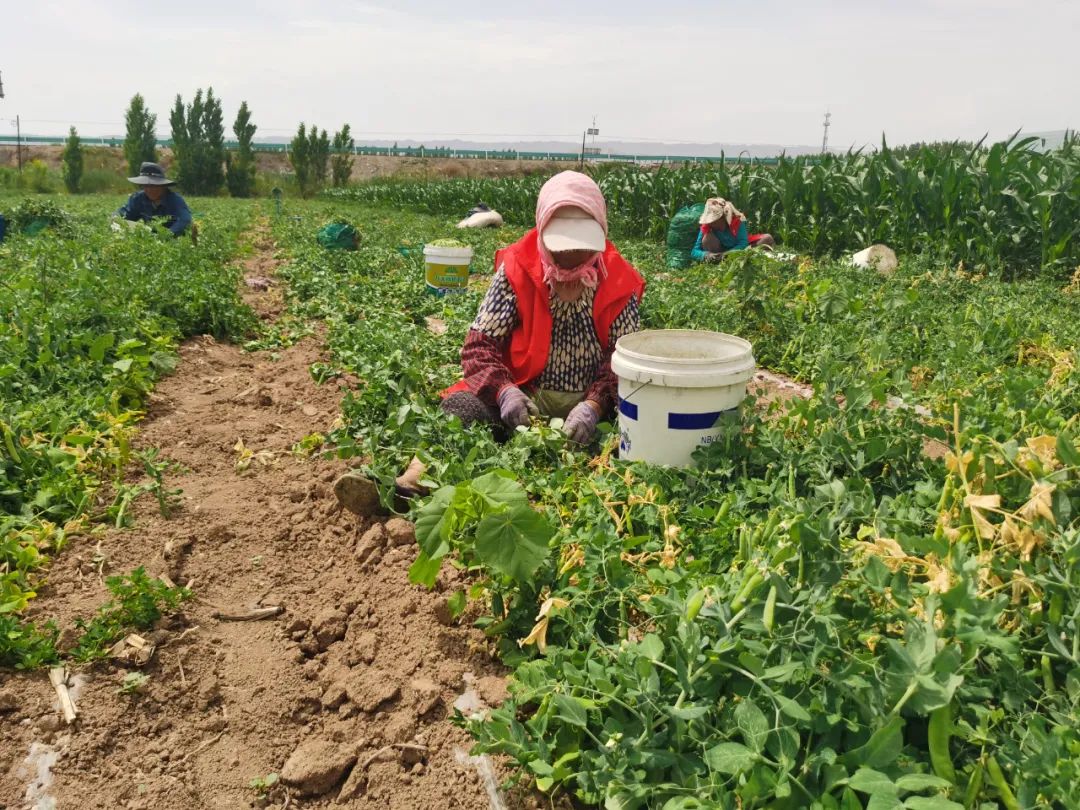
{"left": 331, "top": 136, "right": 1080, "bottom": 279}
{"left": 1, "top": 167, "right": 1077, "bottom": 808}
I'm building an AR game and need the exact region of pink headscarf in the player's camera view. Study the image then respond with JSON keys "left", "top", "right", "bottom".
{"left": 535, "top": 171, "right": 608, "bottom": 290}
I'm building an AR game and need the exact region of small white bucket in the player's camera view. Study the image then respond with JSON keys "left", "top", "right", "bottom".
{"left": 611, "top": 329, "right": 755, "bottom": 466}
{"left": 423, "top": 244, "right": 474, "bottom": 295}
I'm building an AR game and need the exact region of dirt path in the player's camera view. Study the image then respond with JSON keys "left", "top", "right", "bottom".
{"left": 0, "top": 222, "right": 518, "bottom": 810}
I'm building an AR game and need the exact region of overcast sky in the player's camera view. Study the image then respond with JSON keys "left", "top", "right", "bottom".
{"left": 2, "top": 0, "right": 1076, "bottom": 150}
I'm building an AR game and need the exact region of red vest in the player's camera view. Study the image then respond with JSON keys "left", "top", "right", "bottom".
{"left": 445, "top": 229, "right": 645, "bottom": 396}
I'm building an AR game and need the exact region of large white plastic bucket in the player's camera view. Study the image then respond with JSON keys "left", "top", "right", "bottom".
{"left": 611, "top": 330, "right": 755, "bottom": 466}
{"left": 423, "top": 244, "right": 473, "bottom": 295}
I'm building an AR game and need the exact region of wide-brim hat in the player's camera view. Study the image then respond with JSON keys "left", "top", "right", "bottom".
{"left": 541, "top": 206, "right": 606, "bottom": 253}
{"left": 128, "top": 162, "right": 175, "bottom": 186}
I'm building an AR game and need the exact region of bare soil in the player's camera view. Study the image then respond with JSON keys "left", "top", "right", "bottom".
{"left": 0, "top": 145, "right": 564, "bottom": 183}
{"left": 0, "top": 223, "right": 526, "bottom": 810}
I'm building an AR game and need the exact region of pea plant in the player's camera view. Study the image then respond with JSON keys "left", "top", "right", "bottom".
{"left": 268, "top": 199, "right": 1080, "bottom": 808}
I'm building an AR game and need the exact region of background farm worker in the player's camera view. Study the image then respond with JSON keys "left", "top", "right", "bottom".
{"left": 332, "top": 171, "right": 645, "bottom": 517}
{"left": 113, "top": 162, "right": 193, "bottom": 237}
{"left": 691, "top": 197, "right": 774, "bottom": 263}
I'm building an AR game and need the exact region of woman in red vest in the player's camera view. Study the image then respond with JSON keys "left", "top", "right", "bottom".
{"left": 441, "top": 170, "right": 645, "bottom": 444}
{"left": 333, "top": 171, "right": 644, "bottom": 515}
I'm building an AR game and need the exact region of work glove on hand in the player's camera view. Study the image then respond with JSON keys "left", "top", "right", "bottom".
{"left": 563, "top": 401, "right": 600, "bottom": 444}
{"left": 497, "top": 386, "right": 539, "bottom": 428}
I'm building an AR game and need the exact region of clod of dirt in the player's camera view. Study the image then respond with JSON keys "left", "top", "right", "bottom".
{"left": 409, "top": 678, "right": 441, "bottom": 717}
{"left": 286, "top": 617, "right": 310, "bottom": 635}
{"left": 383, "top": 714, "right": 418, "bottom": 744}
{"left": 345, "top": 670, "right": 401, "bottom": 713}
{"left": 244, "top": 276, "right": 274, "bottom": 291}
{"left": 321, "top": 682, "right": 348, "bottom": 710}
{"left": 385, "top": 518, "right": 416, "bottom": 548}
{"left": 334, "top": 474, "right": 382, "bottom": 517}
{"left": 0, "top": 689, "right": 18, "bottom": 712}
{"left": 337, "top": 759, "right": 368, "bottom": 802}
{"left": 196, "top": 675, "right": 222, "bottom": 710}
{"left": 35, "top": 714, "right": 63, "bottom": 734}
{"left": 348, "top": 630, "right": 379, "bottom": 666}
{"left": 279, "top": 739, "right": 358, "bottom": 797}
{"left": 312, "top": 608, "right": 349, "bottom": 651}
{"left": 355, "top": 523, "right": 387, "bottom": 564}
{"left": 477, "top": 676, "right": 509, "bottom": 708}
{"left": 432, "top": 597, "right": 455, "bottom": 626}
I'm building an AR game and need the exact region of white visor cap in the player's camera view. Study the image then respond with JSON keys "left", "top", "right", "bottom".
{"left": 541, "top": 207, "right": 606, "bottom": 253}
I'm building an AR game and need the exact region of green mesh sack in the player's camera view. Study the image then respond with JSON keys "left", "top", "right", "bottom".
{"left": 317, "top": 222, "right": 360, "bottom": 251}
{"left": 665, "top": 202, "right": 706, "bottom": 270}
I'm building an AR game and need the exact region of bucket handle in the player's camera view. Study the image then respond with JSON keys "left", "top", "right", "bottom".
{"left": 619, "top": 377, "right": 654, "bottom": 405}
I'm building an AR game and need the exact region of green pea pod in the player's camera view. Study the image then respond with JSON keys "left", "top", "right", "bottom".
{"left": 714, "top": 498, "right": 731, "bottom": 524}
{"left": 685, "top": 589, "right": 706, "bottom": 622}
{"left": 731, "top": 572, "right": 765, "bottom": 613}
{"left": 936, "top": 476, "right": 955, "bottom": 512}
{"left": 1042, "top": 654, "right": 1055, "bottom": 693}
{"left": 962, "top": 763, "right": 983, "bottom": 809}
{"left": 762, "top": 584, "right": 777, "bottom": 634}
{"left": 482, "top": 617, "right": 513, "bottom": 638}
{"left": 762, "top": 511, "right": 782, "bottom": 543}
{"left": 1049, "top": 591, "right": 1064, "bottom": 625}
{"left": 1, "top": 422, "right": 22, "bottom": 463}
{"left": 985, "top": 755, "right": 1020, "bottom": 810}
{"left": 928, "top": 704, "right": 957, "bottom": 784}
{"left": 738, "top": 525, "right": 751, "bottom": 562}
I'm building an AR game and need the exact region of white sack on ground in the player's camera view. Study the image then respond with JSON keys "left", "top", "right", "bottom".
{"left": 456, "top": 210, "right": 504, "bottom": 229}
{"left": 851, "top": 244, "right": 898, "bottom": 274}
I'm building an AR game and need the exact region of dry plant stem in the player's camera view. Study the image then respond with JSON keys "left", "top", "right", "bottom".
{"left": 210, "top": 606, "right": 284, "bottom": 621}
{"left": 360, "top": 743, "right": 429, "bottom": 772}
{"left": 49, "top": 667, "right": 78, "bottom": 724}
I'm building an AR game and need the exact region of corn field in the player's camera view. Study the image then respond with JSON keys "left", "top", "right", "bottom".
{"left": 330, "top": 135, "right": 1080, "bottom": 278}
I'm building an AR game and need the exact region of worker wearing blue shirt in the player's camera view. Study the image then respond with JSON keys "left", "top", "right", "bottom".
{"left": 692, "top": 197, "right": 774, "bottom": 263}
{"left": 114, "top": 162, "right": 192, "bottom": 237}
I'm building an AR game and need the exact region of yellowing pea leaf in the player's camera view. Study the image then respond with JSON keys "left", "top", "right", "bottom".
{"left": 964, "top": 494, "right": 1001, "bottom": 510}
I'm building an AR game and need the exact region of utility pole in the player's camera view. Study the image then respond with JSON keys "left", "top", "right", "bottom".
{"left": 580, "top": 117, "right": 599, "bottom": 168}
{"left": 16, "top": 114, "right": 22, "bottom": 173}
{"left": 821, "top": 111, "right": 831, "bottom": 155}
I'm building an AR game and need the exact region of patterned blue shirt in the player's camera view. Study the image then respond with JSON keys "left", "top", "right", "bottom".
{"left": 115, "top": 190, "right": 192, "bottom": 237}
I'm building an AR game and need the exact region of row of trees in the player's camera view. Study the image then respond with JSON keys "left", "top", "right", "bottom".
{"left": 288, "top": 123, "right": 354, "bottom": 196}
{"left": 121, "top": 91, "right": 356, "bottom": 197}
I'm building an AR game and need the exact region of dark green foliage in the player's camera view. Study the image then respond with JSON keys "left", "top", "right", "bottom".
{"left": 170, "top": 87, "right": 227, "bottom": 195}
{"left": 122, "top": 94, "right": 158, "bottom": 176}
{"left": 331, "top": 124, "right": 354, "bottom": 187}
{"left": 226, "top": 101, "right": 257, "bottom": 198}
{"left": 61, "top": 127, "right": 83, "bottom": 194}
{"left": 290, "top": 123, "right": 330, "bottom": 197}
